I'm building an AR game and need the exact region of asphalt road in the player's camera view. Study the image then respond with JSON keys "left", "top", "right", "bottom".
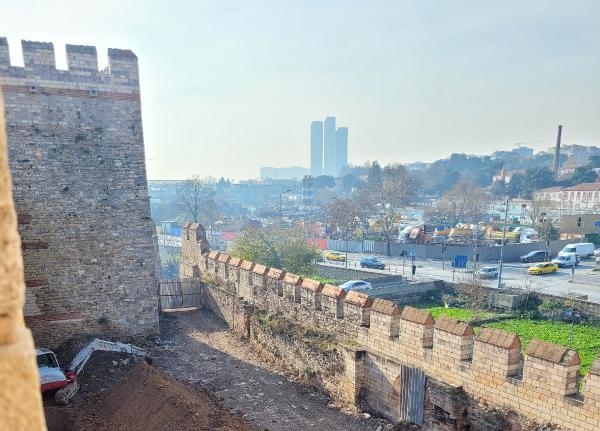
{"left": 324, "top": 252, "right": 600, "bottom": 303}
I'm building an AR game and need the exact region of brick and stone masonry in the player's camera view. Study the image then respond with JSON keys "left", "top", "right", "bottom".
{"left": 180, "top": 223, "right": 600, "bottom": 430}
{"left": 0, "top": 38, "right": 160, "bottom": 348}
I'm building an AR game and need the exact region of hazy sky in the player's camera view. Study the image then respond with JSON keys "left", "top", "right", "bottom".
{"left": 2, "top": 1, "right": 600, "bottom": 180}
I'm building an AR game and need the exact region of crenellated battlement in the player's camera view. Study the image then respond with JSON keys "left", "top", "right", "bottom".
{"left": 181, "top": 226, "right": 600, "bottom": 430}
{"left": 0, "top": 37, "right": 139, "bottom": 92}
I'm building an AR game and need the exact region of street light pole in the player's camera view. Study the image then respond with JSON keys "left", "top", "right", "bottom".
{"left": 497, "top": 198, "right": 510, "bottom": 289}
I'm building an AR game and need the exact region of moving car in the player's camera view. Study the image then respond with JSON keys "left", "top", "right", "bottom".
{"left": 360, "top": 256, "right": 385, "bottom": 269}
{"left": 519, "top": 250, "right": 552, "bottom": 263}
{"left": 477, "top": 266, "right": 499, "bottom": 279}
{"left": 527, "top": 262, "right": 558, "bottom": 275}
{"left": 339, "top": 280, "right": 372, "bottom": 292}
{"left": 324, "top": 251, "right": 346, "bottom": 262}
{"left": 559, "top": 243, "right": 595, "bottom": 259}
{"left": 552, "top": 253, "right": 578, "bottom": 268}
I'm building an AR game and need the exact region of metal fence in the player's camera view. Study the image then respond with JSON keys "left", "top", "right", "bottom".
{"left": 159, "top": 279, "right": 203, "bottom": 310}
{"left": 374, "top": 239, "right": 576, "bottom": 262}
{"left": 326, "top": 239, "right": 375, "bottom": 253}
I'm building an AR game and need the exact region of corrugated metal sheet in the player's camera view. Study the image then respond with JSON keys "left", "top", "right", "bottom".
{"left": 398, "top": 365, "right": 425, "bottom": 425}
{"left": 327, "top": 239, "right": 375, "bottom": 253}
{"left": 159, "top": 279, "right": 203, "bottom": 309}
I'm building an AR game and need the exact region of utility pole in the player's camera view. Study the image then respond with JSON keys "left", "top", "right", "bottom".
{"left": 472, "top": 225, "right": 478, "bottom": 278}
{"left": 497, "top": 199, "right": 510, "bottom": 289}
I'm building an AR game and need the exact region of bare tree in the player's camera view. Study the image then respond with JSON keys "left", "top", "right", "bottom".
{"left": 326, "top": 198, "right": 363, "bottom": 241}
{"left": 436, "top": 180, "right": 490, "bottom": 226}
{"left": 179, "top": 176, "right": 216, "bottom": 225}
{"left": 326, "top": 198, "right": 363, "bottom": 266}
{"left": 522, "top": 197, "right": 559, "bottom": 243}
{"left": 358, "top": 162, "right": 419, "bottom": 256}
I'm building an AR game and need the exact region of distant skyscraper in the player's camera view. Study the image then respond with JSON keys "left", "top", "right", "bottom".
{"left": 323, "top": 116, "right": 336, "bottom": 176}
{"left": 310, "top": 121, "right": 323, "bottom": 176}
{"left": 335, "top": 127, "right": 348, "bottom": 175}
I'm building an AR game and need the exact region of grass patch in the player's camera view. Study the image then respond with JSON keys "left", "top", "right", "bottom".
{"left": 303, "top": 274, "right": 339, "bottom": 285}
{"left": 484, "top": 319, "right": 600, "bottom": 376}
{"left": 421, "top": 306, "right": 497, "bottom": 322}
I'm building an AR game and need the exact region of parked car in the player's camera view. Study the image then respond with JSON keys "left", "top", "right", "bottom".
{"left": 594, "top": 248, "right": 600, "bottom": 257}
{"left": 324, "top": 251, "right": 346, "bottom": 262}
{"left": 360, "top": 256, "right": 385, "bottom": 269}
{"left": 552, "top": 253, "right": 578, "bottom": 268}
{"left": 559, "top": 243, "right": 595, "bottom": 259}
{"left": 477, "top": 266, "right": 499, "bottom": 279}
{"left": 519, "top": 250, "right": 552, "bottom": 263}
{"left": 528, "top": 262, "right": 558, "bottom": 275}
{"left": 339, "top": 280, "right": 372, "bottom": 292}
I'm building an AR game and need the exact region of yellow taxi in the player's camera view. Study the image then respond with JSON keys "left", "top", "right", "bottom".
{"left": 527, "top": 262, "right": 558, "bottom": 275}
{"left": 324, "top": 251, "right": 346, "bottom": 262}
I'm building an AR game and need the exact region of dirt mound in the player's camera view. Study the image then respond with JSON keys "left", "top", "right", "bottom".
{"left": 70, "top": 362, "right": 255, "bottom": 431}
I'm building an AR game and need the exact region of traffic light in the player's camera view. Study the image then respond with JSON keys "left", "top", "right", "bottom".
{"left": 577, "top": 217, "right": 582, "bottom": 227}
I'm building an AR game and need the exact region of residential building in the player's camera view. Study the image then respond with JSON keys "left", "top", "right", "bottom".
{"left": 534, "top": 183, "right": 600, "bottom": 213}
{"left": 545, "top": 144, "right": 600, "bottom": 166}
{"left": 302, "top": 175, "right": 314, "bottom": 206}
{"left": 492, "top": 167, "right": 512, "bottom": 184}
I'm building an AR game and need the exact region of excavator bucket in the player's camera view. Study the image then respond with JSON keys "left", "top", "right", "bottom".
{"left": 55, "top": 380, "right": 80, "bottom": 405}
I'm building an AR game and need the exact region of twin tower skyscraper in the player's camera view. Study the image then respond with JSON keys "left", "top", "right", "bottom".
{"left": 310, "top": 117, "right": 348, "bottom": 177}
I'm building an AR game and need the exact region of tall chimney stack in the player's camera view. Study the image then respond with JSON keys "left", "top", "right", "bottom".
{"left": 552, "top": 125, "right": 562, "bottom": 179}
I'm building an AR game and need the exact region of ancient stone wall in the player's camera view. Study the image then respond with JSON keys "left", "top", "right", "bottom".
{"left": 0, "top": 38, "right": 160, "bottom": 347}
{"left": 181, "top": 223, "right": 600, "bottom": 430}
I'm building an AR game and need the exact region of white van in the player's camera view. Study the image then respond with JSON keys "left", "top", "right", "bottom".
{"left": 552, "top": 253, "right": 578, "bottom": 268}
{"left": 559, "top": 243, "right": 596, "bottom": 259}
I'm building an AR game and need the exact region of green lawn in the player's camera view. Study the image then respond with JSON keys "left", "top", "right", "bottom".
{"left": 423, "top": 306, "right": 497, "bottom": 322}
{"left": 416, "top": 306, "right": 600, "bottom": 376}
{"left": 484, "top": 319, "right": 600, "bottom": 376}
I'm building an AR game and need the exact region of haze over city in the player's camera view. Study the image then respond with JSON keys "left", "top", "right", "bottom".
{"left": 2, "top": 0, "right": 600, "bottom": 179}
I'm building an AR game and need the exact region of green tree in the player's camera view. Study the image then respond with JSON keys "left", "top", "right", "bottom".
{"left": 588, "top": 155, "right": 600, "bottom": 168}
{"left": 508, "top": 167, "right": 556, "bottom": 199}
{"left": 570, "top": 166, "right": 598, "bottom": 185}
{"left": 228, "top": 226, "right": 319, "bottom": 275}
{"left": 313, "top": 175, "right": 336, "bottom": 190}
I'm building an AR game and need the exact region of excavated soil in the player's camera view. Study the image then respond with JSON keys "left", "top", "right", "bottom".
{"left": 46, "top": 362, "right": 255, "bottom": 431}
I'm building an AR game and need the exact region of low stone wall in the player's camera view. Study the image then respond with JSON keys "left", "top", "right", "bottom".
{"left": 316, "top": 264, "right": 404, "bottom": 284}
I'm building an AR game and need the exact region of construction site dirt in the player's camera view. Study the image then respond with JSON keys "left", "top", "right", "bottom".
{"left": 43, "top": 309, "right": 389, "bottom": 431}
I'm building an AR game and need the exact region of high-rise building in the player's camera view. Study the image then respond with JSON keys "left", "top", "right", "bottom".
{"left": 310, "top": 121, "right": 323, "bottom": 176}
{"left": 311, "top": 116, "right": 348, "bottom": 177}
{"left": 323, "top": 116, "right": 337, "bottom": 176}
{"left": 335, "top": 127, "right": 348, "bottom": 175}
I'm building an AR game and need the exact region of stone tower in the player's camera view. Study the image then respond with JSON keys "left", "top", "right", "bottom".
{"left": 0, "top": 38, "right": 160, "bottom": 347}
